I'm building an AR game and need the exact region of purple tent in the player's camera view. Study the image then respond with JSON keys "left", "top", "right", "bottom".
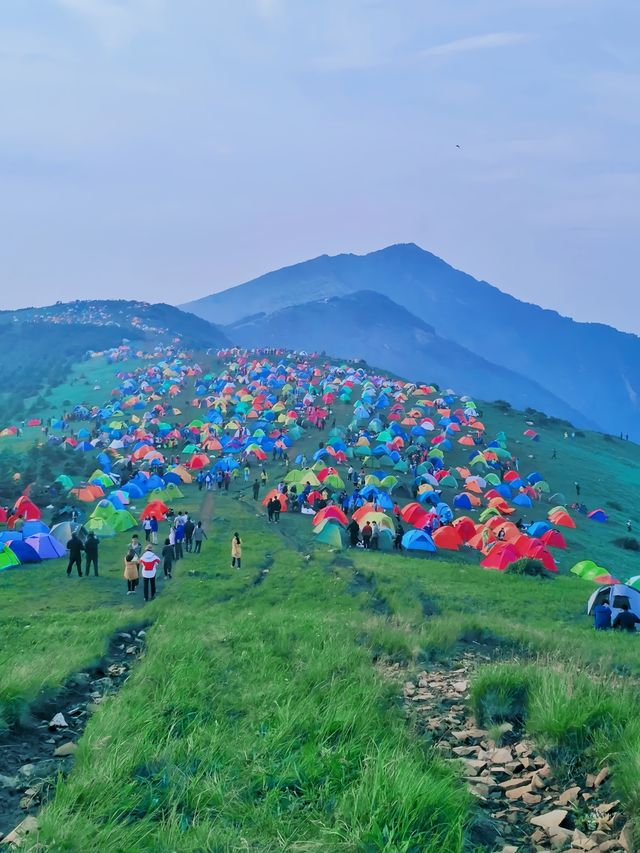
{"left": 25, "top": 533, "right": 66, "bottom": 559}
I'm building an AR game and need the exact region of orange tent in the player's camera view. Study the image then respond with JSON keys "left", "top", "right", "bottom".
{"left": 452, "top": 516, "right": 476, "bottom": 542}
{"left": 549, "top": 510, "right": 576, "bottom": 529}
{"left": 432, "top": 526, "right": 463, "bottom": 550}
{"left": 140, "top": 500, "right": 169, "bottom": 519}
{"left": 481, "top": 543, "right": 519, "bottom": 571}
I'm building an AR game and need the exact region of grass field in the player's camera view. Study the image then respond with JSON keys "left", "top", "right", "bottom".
{"left": 1, "top": 352, "right": 640, "bottom": 850}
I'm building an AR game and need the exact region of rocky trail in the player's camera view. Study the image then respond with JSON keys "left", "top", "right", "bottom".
{"left": 0, "top": 626, "right": 147, "bottom": 847}
{"left": 385, "top": 651, "right": 636, "bottom": 852}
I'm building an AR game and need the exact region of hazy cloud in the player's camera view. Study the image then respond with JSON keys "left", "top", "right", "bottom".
{"left": 421, "top": 32, "right": 532, "bottom": 58}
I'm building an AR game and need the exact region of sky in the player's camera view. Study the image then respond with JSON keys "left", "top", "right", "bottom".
{"left": 1, "top": 1, "right": 639, "bottom": 334}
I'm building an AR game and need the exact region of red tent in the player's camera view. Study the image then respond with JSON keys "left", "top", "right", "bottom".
{"left": 480, "top": 543, "right": 519, "bottom": 571}
{"left": 540, "top": 529, "right": 567, "bottom": 549}
{"left": 432, "top": 526, "right": 463, "bottom": 550}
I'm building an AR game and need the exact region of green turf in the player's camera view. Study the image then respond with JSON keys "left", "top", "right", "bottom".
{"left": 1, "top": 351, "right": 640, "bottom": 849}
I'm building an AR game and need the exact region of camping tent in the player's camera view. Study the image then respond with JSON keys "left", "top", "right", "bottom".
{"left": 587, "top": 584, "right": 640, "bottom": 629}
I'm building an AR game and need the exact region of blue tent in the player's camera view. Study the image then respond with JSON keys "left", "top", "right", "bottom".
{"left": 401, "top": 529, "right": 437, "bottom": 552}
{"left": 7, "top": 540, "right": 41, "bottom": 564}
{"left": 512, "top": 494, "right": 533, "bottom": 508}
{"left": 527, "top": 520, "right": 551, "bottom": 537}
{"left": 22, "top": 520, "right": 50, "bottom": 537}
{"left": 453, "top": 493, "right": 473, "bottom": 509}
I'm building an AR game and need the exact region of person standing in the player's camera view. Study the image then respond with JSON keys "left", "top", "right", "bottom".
{"left": 174, "top": 519, "right": 184, "bottom": 560}
{"left": 231, "top": 532, "right": 242, "bottom": 569}
{"left": 123, "top": 549, "right": 139, "bottom": 594}
{"left": 253, "top": 478, "right": 260, "bottom": 501}
{"left": 139, "top": 546, "right": 160, "bottom": 602}
{"left": 161, "top": 537, "right": 174, "bottom": 579}
{"left": 361, "top": 522, "right": 372, "bottom": 549}
{"left": 84, "top": 532, "right": 99, "bottom": 576}
{"left": 142, "top": 516, "right": 152, "bottom": 542}
{"left": 347, "top": 518, "right": 360, "bottom": 548}
{"left": 394, "top": 524, "right": 404, "bottom": 551}
{"left": 371, "top": 521, "right": 380, "bottom": 551}
{"left": 66, "top": 533, "right": 84, "bottom": 577}
{"left": 184, "top": 516, "right": 195, "bottom": 552}
{"left": 129, "top": 534, "right": 142, "bottom": 559}
{"left": 260, "top": 469, "right": 268, "bottom": 488}
{"left": 193, "top": 521, "right": 207, "bottom": 553}
{"left": 273, "top": 496, "right": 281, "bottom": 524}
{"left": 150, "top": 515, "right": 159, "bottom": 545}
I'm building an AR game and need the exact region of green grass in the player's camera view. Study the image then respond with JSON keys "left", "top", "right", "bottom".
{"left": 1, "top": 351, "right": 640, "bottom": 848}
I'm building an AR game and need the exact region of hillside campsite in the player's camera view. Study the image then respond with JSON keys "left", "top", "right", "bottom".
{"left": 0, "top": 341, "right": 639, "bottom": 852}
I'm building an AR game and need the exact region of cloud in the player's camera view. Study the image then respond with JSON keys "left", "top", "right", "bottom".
{"left": 56, "top": 0, "right": 164, "bottom": 48}
{"left": 255, "top": 0, "right": 284, "bottom": 20}
{"left": 421, "top": 32, "right": 533, "bottom": 59}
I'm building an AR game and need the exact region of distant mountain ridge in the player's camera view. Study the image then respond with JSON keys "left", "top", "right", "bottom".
{"left": 183, "top": 244, "right": 640, "bottom": 436}
{"left": 228, "top": 291, "right": 595, "bottom": 429}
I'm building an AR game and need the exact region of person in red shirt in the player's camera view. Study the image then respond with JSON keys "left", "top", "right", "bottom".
{"left": 139, "top": 547, "right": 160, "bottom": 601}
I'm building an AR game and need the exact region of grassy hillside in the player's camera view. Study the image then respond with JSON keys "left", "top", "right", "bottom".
{"left": 0, "top": 349, "right": 639, "bottom": 850}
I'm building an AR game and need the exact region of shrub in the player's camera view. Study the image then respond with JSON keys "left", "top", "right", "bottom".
{"left": 612, "top": 537, "right": 640, "bottom": 552}
{"left": 470, "top": 664, "right": 535, "bottom": 727}
{"left": 505, "top": 558, "right": 550, "bottom": 578}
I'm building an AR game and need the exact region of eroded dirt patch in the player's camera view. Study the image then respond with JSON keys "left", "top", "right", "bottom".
{"left": 385, "top": 652, "right": 633, "bottom": 852}
{"left": 0, "top": 625, "right": 147, "bottom": 843}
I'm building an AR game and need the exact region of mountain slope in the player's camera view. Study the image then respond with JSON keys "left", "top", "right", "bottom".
{"left": 184, "top": 244, "right": 640, "bottom": 436}
{"left": 227, "top": 292, "right": 594, "bottom": 428}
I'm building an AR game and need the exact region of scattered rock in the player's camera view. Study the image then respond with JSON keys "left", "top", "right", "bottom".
{"left": 2, "top": 815, "right": 38, "bottom": 846}
{"left": 48, "top": 712, "right": 67, "bottom": 730}
{"left": 53, "top": 742, "right": 78, "bottom": 758}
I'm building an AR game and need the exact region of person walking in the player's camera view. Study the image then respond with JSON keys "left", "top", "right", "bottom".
{"left": 193, "top": 521, "right": 207, "bottom": 553}
{"left": 252, "top": 478, "right": 260, "bottom": 501}
{"left": 273, "top": 496, "right": 281, "bottom": 524}
{"left": 184, "top": 516, "right": 195, "bottom": 552}
{"left": 260, "top": 469, "right": 268, "bottom": 488}
{"left": 123, "top": 549, "right": 139, "bottom": 594}
{"left": 361, "top": 522, "right": 372, "bottom": 550}
{"left": 161, "top": 537, "right": 174, "bottom": 579}
{"left": 231, "top": 532, "right": 242, "bottom": 569}
{"left": 150, "top": 515, "right": 159, "bottom": 545}
{"left": 84, "top": 532, "right": 99, "bottom": 576}
{"left": 66, "top": 533, "right": 84, "bottom": 577}
{"left": 394, "top": 524, "right": 404, "bottom": 551}
{"left": 174, "top": 519, "right": 184, "bottom": 560}
{"left": 371, "top": 521, "right": 380, "bottom": 550}
{"left": 139, "top": 546, "right": 160, "bottom": 601}
{"left": 142, "top": 516, "right": 152, "bottom": 542}
{"left": 129, "top": 534, "right": 142, "bottom": 559}
{"left": 347, "top": 518, "right": 360, "bottom": 548}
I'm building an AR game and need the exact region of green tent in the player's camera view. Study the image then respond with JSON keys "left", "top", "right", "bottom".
{"left": 570, "top": 560, "right": 605, "bottom": 580}
{"left": 314, "top": 523, "right": 345, "bottom": 548}
{"left": 110, "top": 510, "right": 138, "bottom": 532}
{"left": 55, "top": 474, "right": 74, "bottom": 491}
{"left": 0, "top": 545, "right": 20, "bottom": 571}
{"left": 91, "top": 501, "right": 116, "bottom": 520}
{"left": 84, "top": 517, "right": 117, "bottom": 537}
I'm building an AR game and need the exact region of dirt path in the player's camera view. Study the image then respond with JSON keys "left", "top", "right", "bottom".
{"left": 0, "top": 626, "right": 147, "bottom": 844}
{"left": 386, "top": 652, "right": 633, "bottom": 852}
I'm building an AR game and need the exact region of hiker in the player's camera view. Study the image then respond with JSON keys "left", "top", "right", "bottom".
{"left": 142, "top": 516, "right": 152, "bottom": 542}
{"left": 84, "top": 532, "right": 99, "bottom": 576}
{"left": 394, "top": 524, "right": 404, "bottom": 551}
{"left": 66, "top": 533, "right": 84, "bottom": 577}
{"left": 361, "top": 522, "right": 372, "bottom": 549}
{"left": 231, "top": 532, "right": 242, "bottom": 569}
{"left": 612, "top": 602, "right": 640, "bottom": 633}
{"left": 139, "top": 546, "right": 160, "bottom": 601}
{"left": 162, "top": 537, "right": 174, "bottom": 578}
{"left": 371, "top": 521, "right": 380, "bottom": 550}
{"left": 129, "top": 534, "right": 142, "bottom": 559}
{"left": 252, "top": 478, "right": 260, "bottom": 501}
{"left": 193, "top": 521, "right": 207, "bottom": 553}
{"left": 174, "top": 519, "right": 185, "bottom": 560}
{"left": 592, "top": 600, "right": 611, "bottom": 630}
{"left": 346, "top": 518, "right": 359, "bottom": 548}
{"left": 184, "top": 516, "right": 195, "bottom": 552}
{"left": 150, "top": 515, "right": 159, "bottom": 544}
{"left": 123, "top": 549, "right": 139, "bottom": 594}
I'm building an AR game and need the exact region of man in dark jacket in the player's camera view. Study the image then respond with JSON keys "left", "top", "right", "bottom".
{"left": 184, "top": 516, "right": 195, "bottom": 552}
{"left": 66, "top": 533, "right": 84, "bottom": 577}
{"left": 84, "top": 532, "right": 99, "bottom": 576}
{"left": 252, "top": 478, "right": 260, "bottom": 501}
{"left": 612, "top": 602, "right": 640, "bottom": 633}
{"left": 347, "top": 519, "right": 360, "bottom": 548}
